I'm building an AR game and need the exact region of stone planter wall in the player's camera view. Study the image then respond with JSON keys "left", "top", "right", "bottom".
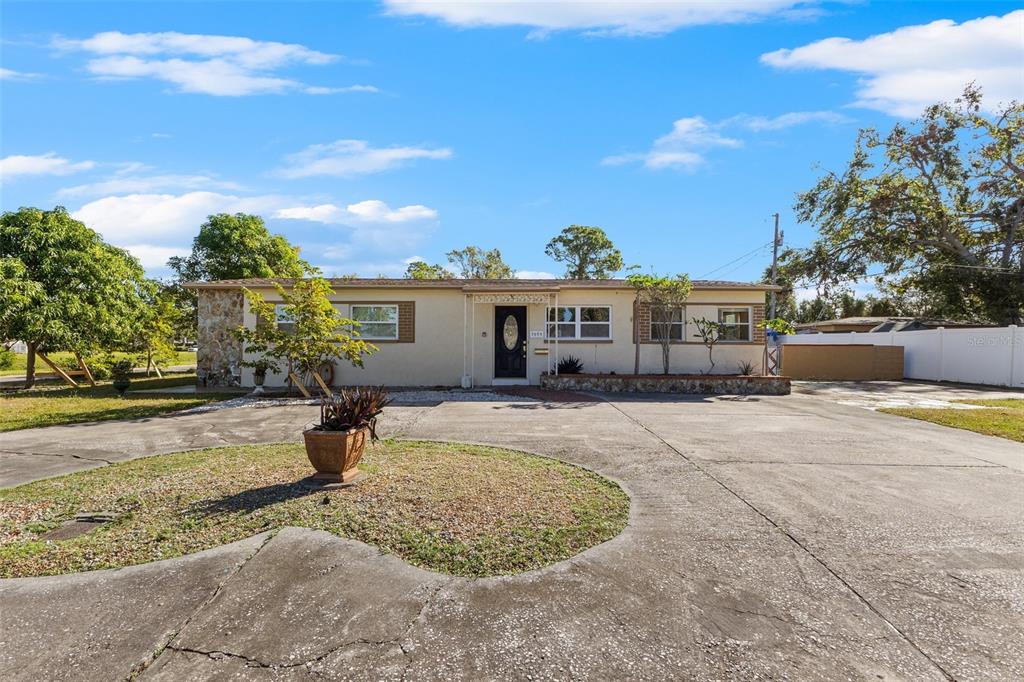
{"left": 540, "top": 373, "right": 790, "bottom": 395}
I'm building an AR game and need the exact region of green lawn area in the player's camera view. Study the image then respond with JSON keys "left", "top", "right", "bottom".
{"left": 0, "top": 441, "right": 630, "bottom": 578}
{"left": 0, "top": 374, "right": 231, "bottom": 432}
{"left": 880, "top": 399, "right": 1024, "bottom": 443}
{"left": 0, "top": 350, "right": 197, "bottom": 377}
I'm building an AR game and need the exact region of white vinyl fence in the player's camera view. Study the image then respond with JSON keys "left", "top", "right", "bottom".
{"left": 779, "top": 326, "right": 1024, "bottom": 388}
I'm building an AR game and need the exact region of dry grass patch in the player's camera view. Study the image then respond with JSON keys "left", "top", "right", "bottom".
{"left": 880, "top": 398, "right": 1024, "bottom": 443}
{"left": 0, "top": 441, "right": 629, "bottom": 578}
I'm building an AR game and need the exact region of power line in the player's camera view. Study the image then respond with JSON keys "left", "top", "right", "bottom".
{"left": 698, "top": 242, "right": 772, "bottom": 279}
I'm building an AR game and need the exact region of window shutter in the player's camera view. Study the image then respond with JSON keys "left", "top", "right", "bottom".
{"left": 397, "top": 302, "right": 415, "bottom": 343}
{"left": 752, "top": 304, "right": 765, "bottom": 344}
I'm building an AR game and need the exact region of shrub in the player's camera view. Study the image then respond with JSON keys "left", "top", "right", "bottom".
{"left": 557, "top": 355, "right": 584, "bottom": 374}
{"left": 315, "top": 386, "right": 392, "bottom": 439}
{"left": 82, "top": 353, "right": 116, "bottom": 380}
{"left": 110, "top": 359, "right": 135, "bottom": 379}
{"left": 0, "top": 347, "right": 15, "bottom": 370}
{"left": 737, "top": 360, "right": 757, "bottom": 376}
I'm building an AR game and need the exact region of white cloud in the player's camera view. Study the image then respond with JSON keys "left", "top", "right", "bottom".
{"left": 384, "top": 1, "right": 814, "bottom": 36}
{"left": 515, "top": 270, "right": 557, "bottom": 279}
{"left": 276, "top": 139, "right": 453, "bottom": 178}
{"left": 275, "top": 200, "right": 438, "bottom": 224}
{"left": 58, "top": 174, "right": 244, "bottom": 197}
{"left": 761, "top": 10, "right": 1024, "bottom": 117}
{"left": 53, "top": 31, "right": 373, "bottom": 96}
{"left": 603, "top": 110, "right": 852, "bottom": 170}
{"left": 276, "top": 199, "right": 439, "bottom": 254}
{"left": 120, "top": 244, "right": 190, "bottom": 269}
{"left": 724, "top": 110, "right": 852, "bottom": 131}
{"left": 71, "top": 191, "right": 284, "bottom": 243}
{"left": 0, "top": 67, "right": 41, "bottom": 81}
{"left": 0, "top": 152, "right": 95, "bottom": 180}
{"left": 602, "top": 116, "right": 740, "bottom": 170}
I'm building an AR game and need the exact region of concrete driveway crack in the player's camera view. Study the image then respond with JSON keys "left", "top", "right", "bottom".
{"left": 127, "top": 530, "right": 277, "bottom": 681}
{"left": 603, "top": 400, "right": 956, "bottom": 682}
{"left": 0, "top": 449, "right": 115, "bottom": 466}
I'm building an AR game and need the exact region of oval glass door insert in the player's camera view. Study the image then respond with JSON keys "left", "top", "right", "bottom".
{"left": 502, "top": 314, "right": 519, "bottom": 351}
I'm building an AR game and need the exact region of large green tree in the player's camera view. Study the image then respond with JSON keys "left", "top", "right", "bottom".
{"left": 404, "top": 261, "right": 454, "bottom": 280}
{"left": 0, "top": 206, "right": 150, "bottom": 387}
{"left": 168, "top": 213, "right": 314, "bottom": 340}
{"left": 545, "top": 225, "right": 624, "bottom": 279}
{"left": 782, "top": 86, "right": 1023, "bottom": 324}
{"left": 445, "top": 246, "right": 514, "bottom": 279}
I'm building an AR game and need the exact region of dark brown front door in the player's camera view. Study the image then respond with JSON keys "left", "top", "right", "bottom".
{"left": 494, "top": 306, "right": 527, "bottom": 378}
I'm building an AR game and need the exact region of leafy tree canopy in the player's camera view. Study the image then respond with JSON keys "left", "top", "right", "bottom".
{"left": 0, "top": 206, "right": 149, "bottom": 354}
{"left": 545, "top": 225, "right": 624, "bottom": 279}
{"left": 445, "top": 246, "right": 514, "bottom": 279}
{"left": 168, "top": 213, "right": 313, "bottom": 282}
{"left": 404, "top": 261, "right": 454, "bottom": 280}
{"left": 781, "top": 86, "right": 1024, "bottom": 325}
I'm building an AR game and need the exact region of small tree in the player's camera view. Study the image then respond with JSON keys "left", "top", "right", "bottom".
{"left": 233, "top": 278, "right": 375, "bottom": 392}
{"left": 133, "top": 284, "right": 184, "bottom": 376}
{"left": 691, "top": 317, "right": 721, "bottom": 374}
{"left": 627, "top": 273, "right": 693, "bottom": 375}
{"left": 405, "top": 261, "right": 453, "bottom": 280}
{"left": 545, "top": 225, "right": 624, "bottom": 279}
{"left": 446, "top": 246, "right": 514, "bottom": 279}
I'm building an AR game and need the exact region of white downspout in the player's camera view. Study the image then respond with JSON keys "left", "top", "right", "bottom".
{"left": 461, "top": 294, "right": 470, "bottom": 388}
{"left": 470, "top": 296, "right": 476, "bottom": 388}
{"left": 554, "top": 291, "right": 559, "bottom": 376}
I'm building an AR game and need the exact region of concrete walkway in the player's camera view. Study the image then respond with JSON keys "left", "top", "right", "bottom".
{"left": 1, "top": 392, "right": 1022, "bottom": 680}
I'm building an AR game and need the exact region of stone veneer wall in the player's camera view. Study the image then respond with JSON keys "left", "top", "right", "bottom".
{"left": 540, "top": 372, "right": 790, "bottom": 395}
{"left": 196, "top": 289, "right": 244, "bottom": 387}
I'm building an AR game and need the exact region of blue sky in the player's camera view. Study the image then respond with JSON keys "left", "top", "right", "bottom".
{"left": 2, "top": 1, "right": 1021, "bottom": 284}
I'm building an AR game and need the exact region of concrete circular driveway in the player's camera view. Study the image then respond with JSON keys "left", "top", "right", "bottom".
{"left": 1, "top": 390, "right": 1021, "bottom": 680}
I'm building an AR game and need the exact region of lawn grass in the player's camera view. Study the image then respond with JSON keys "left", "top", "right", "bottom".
{"left": 0, "top": 350, "right": 197, "bottom": 377}
{"left": 0, "top": 374, "right": 231, "bottom": 432}
{"left": 880, "top": 399, "right": 1024, "bottom": 443}
{"left": 0, "top": 441, "right": 630, "bottom": 578}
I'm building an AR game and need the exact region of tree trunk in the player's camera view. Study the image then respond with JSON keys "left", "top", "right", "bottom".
{"left": 662, "top": 341, "right": 670, "bottom": 375}
{"left": 25, "top": 341, "right": 37, "bottom": 389}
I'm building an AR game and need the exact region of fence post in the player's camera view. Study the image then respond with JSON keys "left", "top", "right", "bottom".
{"left": 1010, "top": 325, "right": 1018, "bottom": 388}
{"left": 936, "top": 327, "right": 945, "bottom": 382}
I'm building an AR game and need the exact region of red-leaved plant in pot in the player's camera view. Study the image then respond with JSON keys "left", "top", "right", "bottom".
{"left": 303, "top": 386, "right": 391, "bottom": 483}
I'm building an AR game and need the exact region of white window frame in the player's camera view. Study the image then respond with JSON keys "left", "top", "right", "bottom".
{"left": 717, "top": 307, "right": 752, "bottom": 342}
{"left": 649, "top": 305, "right": 686, "bottom": 343}
{"left": 273, "top": 304, "right": 296, "bottom": 334}
{"left": 351, "top": 304, "right": 400, "bottom": 340}
{"left": 545, "top": 305, "right": 612, "bottom": 340}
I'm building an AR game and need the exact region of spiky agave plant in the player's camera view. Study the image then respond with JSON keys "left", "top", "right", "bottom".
{"left": 317, "top": 386, "right": 392, "bottom": 440}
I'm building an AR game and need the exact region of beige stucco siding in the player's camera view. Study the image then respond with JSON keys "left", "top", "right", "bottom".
{"left": 234, "top": 285, "right": 766, "bottom": 387}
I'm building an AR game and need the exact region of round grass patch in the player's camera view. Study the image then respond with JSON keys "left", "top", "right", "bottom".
{"left": 0, "top": 440, "right": 629, "bottom": 578}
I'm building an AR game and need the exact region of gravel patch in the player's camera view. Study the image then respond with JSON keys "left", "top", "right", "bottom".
{"left": 177, "top": 389, "right": 537, "bottom": 415}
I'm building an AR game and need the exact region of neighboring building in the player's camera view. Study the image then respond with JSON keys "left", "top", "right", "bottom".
{"left": 795, "top": 317, "right": 987, "bottom": 334}
{"left": 186, "top": 278, "right": 777, "bottom": 389}
{"left": 795, "top": 317, "right": 907, "bottom": 334}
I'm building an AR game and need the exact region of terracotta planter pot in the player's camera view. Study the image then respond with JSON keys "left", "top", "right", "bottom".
{"left": 302, "top": 427, "right": 369, "bottom": 483}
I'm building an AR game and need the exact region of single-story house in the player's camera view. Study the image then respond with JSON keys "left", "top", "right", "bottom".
{"left": 187, "top": 278, "right": 776, "bottom": 389}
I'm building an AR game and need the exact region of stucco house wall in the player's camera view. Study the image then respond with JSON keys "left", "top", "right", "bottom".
{"left": 191, "top": 279, "right": 772, "bottom": 388}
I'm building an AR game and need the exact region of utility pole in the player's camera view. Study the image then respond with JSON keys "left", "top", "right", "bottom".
{"left": 769, "top": 213, "right": 781, "bottom": 320}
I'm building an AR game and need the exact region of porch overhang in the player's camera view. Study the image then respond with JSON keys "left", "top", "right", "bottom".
{"left": 462, "top": 289, "right": 562, "bottom": 386}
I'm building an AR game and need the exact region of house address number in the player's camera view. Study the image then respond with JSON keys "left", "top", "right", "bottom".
{"left": 529, "top": 330, "right": 545, "bottom": 339}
